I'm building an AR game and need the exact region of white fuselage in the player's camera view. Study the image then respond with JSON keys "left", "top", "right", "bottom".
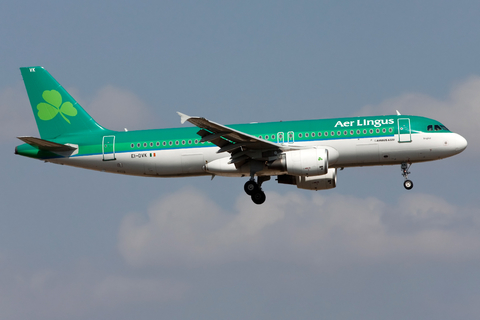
{"left": 48, "top": 131, "right": 467, "bottom": 178}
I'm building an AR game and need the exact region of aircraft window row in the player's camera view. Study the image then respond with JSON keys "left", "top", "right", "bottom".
{"left": 297, "top": 128, "right": 393, "bottom": 138}
{"left": 130, "top": 139, "right": 202, "bottom": 149}
{"left": 129, "top": 126, "right": 396, "bottom": 149}
{"left": 258, "top": 135, "right": 276, "bottom": 140}
{"left": 427, "top": 125, "right": 449, "bottom": 131}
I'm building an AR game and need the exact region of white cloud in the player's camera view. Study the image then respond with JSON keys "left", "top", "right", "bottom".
{"left": 118, "top": 187, "right": 480, "bottom": 269}
{"left": 356, "top": 76, "right": 480, "bottom": 155}
{"left": 71, "top": 85, "right": 162, "bottom": 131}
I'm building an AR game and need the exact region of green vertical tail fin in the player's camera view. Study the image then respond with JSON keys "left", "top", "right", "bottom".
{"left": 20, "top": 66, "right": 106, "bottom": 139}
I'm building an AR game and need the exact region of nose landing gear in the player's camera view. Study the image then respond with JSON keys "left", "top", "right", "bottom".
{"left": 244, "top": 176, "right": 270, "bottom": 205}
{"left": 401, "top": 162, "right": 413, "bottom": 190}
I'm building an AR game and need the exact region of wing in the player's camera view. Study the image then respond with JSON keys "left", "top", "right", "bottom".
{"left": 177, "top": 112, "right": 283, "bottom": 165}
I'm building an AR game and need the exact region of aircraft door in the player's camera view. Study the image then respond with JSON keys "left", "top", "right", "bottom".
{"left": 102, "top": 135, "right": 116, "bottom": 161}
{"left": 287, "top": 131, "right": 294, "bottom": 144}
{"left": 397, "top": 118, "right": 412, "bottom": 143}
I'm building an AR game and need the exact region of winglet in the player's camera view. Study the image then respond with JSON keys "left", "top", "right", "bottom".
{"left": 177, "top": 112, "right": 191, "bottom": 124}
{"left": 396, "top": 110, "right": 401, "bottom": 115}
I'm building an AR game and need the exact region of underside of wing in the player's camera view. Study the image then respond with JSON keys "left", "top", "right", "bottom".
{"left": 177, "top": 112, "right": 282, "bottom": 165}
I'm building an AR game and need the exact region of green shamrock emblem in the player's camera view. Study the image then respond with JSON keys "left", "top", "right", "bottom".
{"left": 37, "top": 90, "right": 77, "bottom": 124}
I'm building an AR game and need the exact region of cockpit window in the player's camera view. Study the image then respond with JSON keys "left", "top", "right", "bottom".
{"left": 441, "top": 125, "right": 449, "bottom": 131}
{"left": 427, "top": 125, "right": 433, "bottom": 131}
{"left": 434, "top": 125, "right": 442, "bottom": 131}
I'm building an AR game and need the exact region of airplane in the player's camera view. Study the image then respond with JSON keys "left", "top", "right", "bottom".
{"left": 15, "top": 67, "right": 468, "bottom": 204}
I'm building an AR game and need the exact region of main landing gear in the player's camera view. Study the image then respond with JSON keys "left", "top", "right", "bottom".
{"left": 401, "top": 162, "right": 413, "bottom": 190}
{"left": 244, "top": 176, "right": 270, "bottom": 205}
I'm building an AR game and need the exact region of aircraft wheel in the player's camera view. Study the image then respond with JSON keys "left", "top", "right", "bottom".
{"left": 244, "top": 180, "right": 258, "bottom": 195}
{"left": 251, "top": 190, "right": 266, "bottom": 205}
{"left": 404, "top": 179, "right": 413, "bottom": 190}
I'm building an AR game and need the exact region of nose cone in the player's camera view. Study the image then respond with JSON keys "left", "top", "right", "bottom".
{"left": 453, "top": 133, "right": 468, "bottom": 153}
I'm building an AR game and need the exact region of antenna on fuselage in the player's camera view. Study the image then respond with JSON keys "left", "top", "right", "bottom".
{"left": 396, "top": 110, "right": 401, "bottom": 115}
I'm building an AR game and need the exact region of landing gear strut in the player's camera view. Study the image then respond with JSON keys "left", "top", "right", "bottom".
{"left": 244, "top": 176, "right": 270, "bottom": 205}
{"left": 401, "top": 162, "right": 413, "bottom": 190}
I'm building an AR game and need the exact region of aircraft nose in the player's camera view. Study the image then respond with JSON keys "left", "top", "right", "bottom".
{"left": 453, "top": 133, "right": 468, "bottom": 153}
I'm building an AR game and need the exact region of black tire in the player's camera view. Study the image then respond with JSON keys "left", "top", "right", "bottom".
{"left": 404, "top": 179, "right": 413, "bottom": 190}
{"left": 251, "top": 190, "right": 266, "bottom": 205}
{"left": 244, "top": 180, "right": 258, "bottom": 195}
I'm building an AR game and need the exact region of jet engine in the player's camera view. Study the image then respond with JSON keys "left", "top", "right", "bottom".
{"left": 269, "top": 148, "right": 329, "bottom": 176}
{"left": 277, "top": 168, "right": 337, "bottom": 190}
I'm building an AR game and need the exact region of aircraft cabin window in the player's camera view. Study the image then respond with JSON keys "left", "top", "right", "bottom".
{"left": 382, "top": 128, "right": 386, "bottom": 133}
{"left": 259, "top": 135, "right": 262, "bottom": 139}
{"left": 175, "top": 141, "right": 179, "bottom": 145}
{"left": 131, "top": 143, "right": 134, "bottom": 148}
{"left": 376, "top": 129, "right": 380, "bottom": 133}
{"left": 363, "top": 129, "right": 367, "bottom": 134}
{"left": 369, "top": 129, "right": 373, "bottom": 134}
{"left": 356, "top": 130, "right": 360, "bottom": 134}
{"left": 318, "top": 132, "right": 322, "bottom": 136}
{"left": 143, "top": 143, "right": 147, "bottom": 147}
{"left": 344, "top": 130, "right": 347, "bottom": 135}
{"left": 305, "top": 133, "right": 309, "bottom": 138}
{"left": 163, "top": 141, "right": 166, "bottom": 146}
{"left": 427, "top": 125, "right": 433, "bottom": 131}
{"left": 156, "top": 142, "right": 160, "bottom": 146}
{"left": 350, "top": 130, "right": 354, "bottom": 135}
{"left": 188, "top": 140, "right": 192, "bottom": 144}
{"left": 137, "top": 143, "right": 140, "bottom": 147}
{"left": 435, "top": 125, "right": 442, "bottom": 131}
{"left": 182, "top": 140, "right": 185, "bottom": 145}
{"left": 271, "top": 135, "right": 275, "bottom": 139}
{"left": 150, "top": 142, "right": 153, "bottom": 147}
{"left": 311, "top": 132, "right": 315, "bottom": 137}
{"left": 265, "top": 135, "right": 269, "bottom": 140}
{"left": 169, "top": 141, "right": 173, "bottom": 146}
{"left": 299, "top": 133, "right": 303, "bottom": 138}
{"left": 324, "top": 132, "right": 328, "bottom": 136}
{"left": 195, "top": 139, "right": 198, "bottom": 144}
{"left": 337, "top": 131, "right": 341, "bottom": 136}
{"left": 389, "top": 128, "right": 393, "bottom": 133}
{"left": 331, "top": 131, "right": 335, "bottom": 136}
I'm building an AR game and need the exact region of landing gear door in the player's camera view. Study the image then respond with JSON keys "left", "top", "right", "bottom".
{"left": 397, "top": 118, "right": 412, "bottom": 143}
{"left": 102, "top": 135, "right": 116, "bottom": 161}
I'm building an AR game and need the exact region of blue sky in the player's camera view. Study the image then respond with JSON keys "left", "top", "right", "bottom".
{"left": 1, "top": 1, "right": 479, "bottom": 319}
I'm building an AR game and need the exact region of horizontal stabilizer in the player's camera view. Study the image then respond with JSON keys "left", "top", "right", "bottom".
{"left": 17, "top": 136, "right": 77, "bottom": 152}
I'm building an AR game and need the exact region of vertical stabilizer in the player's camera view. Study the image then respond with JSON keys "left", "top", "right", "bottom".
{"left": 20, "top": 67, "right": 106, "bottom": 139}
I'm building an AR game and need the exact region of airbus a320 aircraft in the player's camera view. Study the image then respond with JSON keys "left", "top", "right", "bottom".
{"left": 15, "top": 67, "right": 467, "bottom": 204}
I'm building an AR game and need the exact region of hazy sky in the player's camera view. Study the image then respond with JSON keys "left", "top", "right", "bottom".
{"left": 1, "top": 1, "right": 479, "bottom": 319}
